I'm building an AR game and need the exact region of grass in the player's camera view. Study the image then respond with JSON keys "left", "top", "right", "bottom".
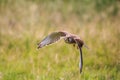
{"left": 0, "top": 0, "right": 120, "bottom": 80}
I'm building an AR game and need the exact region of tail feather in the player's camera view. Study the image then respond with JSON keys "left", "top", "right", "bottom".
{"left": 83, "top": 43, "right": 89, "bottom": 49}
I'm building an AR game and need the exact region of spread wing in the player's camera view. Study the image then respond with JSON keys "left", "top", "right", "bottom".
{"left": 79, "top": 47, "right": 83, "bottom": 73}
{"left": 37, "top": 31, "right": 68, "bottom": 49}
{"left": 75, "top": 38, "right": 84, "bottom": 73}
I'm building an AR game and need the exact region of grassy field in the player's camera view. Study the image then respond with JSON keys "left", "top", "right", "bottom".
{"left": 0, "top": 0, "right": 120, "bottom": 80}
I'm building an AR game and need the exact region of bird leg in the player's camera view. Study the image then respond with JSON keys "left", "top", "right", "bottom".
{"left": 73, "top": 44, "right": 79, "bottom": 49}
{"left": 73, "top": 44, "right": 75, "bottom": 47}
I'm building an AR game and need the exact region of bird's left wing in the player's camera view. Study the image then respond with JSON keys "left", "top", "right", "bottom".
{"left": 37, "top": 31, "right": 68, "bottom": 48}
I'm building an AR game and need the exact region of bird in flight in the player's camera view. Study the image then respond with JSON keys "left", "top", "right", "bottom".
{"left": 37, "top": 31, "right": 88, "bottom": 73}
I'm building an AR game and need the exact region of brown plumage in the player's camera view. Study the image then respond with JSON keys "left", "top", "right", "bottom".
{"left": 37, "top": 31, "right": 88, "bottom": 73}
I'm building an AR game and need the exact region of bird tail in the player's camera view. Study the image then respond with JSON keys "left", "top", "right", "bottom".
{"left": 83, "top": 43, "right": 89, "bottom": 49}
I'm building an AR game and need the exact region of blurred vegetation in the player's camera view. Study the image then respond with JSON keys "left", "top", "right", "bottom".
{"left": 0, "top": 0, "right": 120, "bottom": 80}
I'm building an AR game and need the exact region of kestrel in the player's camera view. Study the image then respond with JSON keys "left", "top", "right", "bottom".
{"left": 37, "top": 31, "right": 88, "bottom": 73}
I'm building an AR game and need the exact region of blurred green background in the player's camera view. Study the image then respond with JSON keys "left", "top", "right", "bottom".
{"left": 0, "top": 0, "right": 120, "bottom": 80}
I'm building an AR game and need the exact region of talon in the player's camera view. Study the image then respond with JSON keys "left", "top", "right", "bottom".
{"left": 73, "top": 44, "right": 75, "bottom": 47}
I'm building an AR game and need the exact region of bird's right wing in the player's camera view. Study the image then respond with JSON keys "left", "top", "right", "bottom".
{"left": 75, "top": 39, "right": 83, "bottom": 73}
{"left": 37, "top": 31, "right": 68, "bottom": 48}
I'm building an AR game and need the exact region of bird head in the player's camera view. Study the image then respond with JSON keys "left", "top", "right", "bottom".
{"left": 64, "top": 37, "right": 75, "bottom": 43}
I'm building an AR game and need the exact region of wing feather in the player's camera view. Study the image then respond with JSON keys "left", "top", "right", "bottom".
{"left": 37, "top": 31, "right": 67, "bottom": 48}
{"left": 75, "top": 38, "right": 83, "bottom": 73}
